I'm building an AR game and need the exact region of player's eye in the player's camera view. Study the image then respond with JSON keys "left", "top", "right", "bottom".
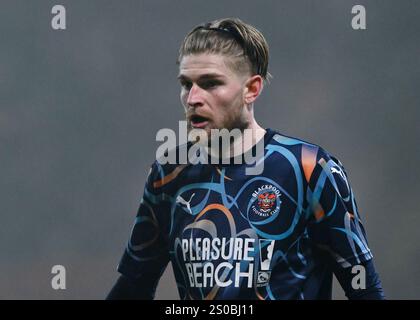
{"left": 180, "top": 81, "right": 192, "bottom": 90}
{"left": 199, "top": 80, "right": 221, "bottom": 90}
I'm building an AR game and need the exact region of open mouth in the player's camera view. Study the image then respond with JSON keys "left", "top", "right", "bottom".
{"left": 189, "top": 115, "right": 210, "bottom": 128}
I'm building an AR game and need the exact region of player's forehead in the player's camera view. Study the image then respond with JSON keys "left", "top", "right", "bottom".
{"left": 178, "top": 53, "right": 237, "bottom": 81}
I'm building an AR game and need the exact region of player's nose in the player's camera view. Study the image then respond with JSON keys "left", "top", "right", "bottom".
{"left": 186, "top": 84, "right": 204, "bottom": 107}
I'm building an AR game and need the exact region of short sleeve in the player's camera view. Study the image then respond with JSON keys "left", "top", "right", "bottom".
{"left": 306, "top": 148, "right": 373, "bottom": 268}
{"left": 117, "top": 161, "right": 171, "bottom": 282}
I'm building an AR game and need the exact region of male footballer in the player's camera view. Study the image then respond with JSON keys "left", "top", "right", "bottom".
{"left": 107, "top": 18, "right": 385, "bottom": 300}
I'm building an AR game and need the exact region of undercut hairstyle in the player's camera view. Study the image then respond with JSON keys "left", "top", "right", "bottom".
{"left": 177, "top": 18, "right": 272, "bottom": 82}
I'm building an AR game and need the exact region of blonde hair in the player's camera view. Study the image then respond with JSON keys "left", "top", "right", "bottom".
{"left": 178, "top": 18, "right": 271, "bottom": 81}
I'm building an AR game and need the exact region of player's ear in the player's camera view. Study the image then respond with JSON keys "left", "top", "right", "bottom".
{"left": 243, "top": 75, "right": 263, "bottom": 104}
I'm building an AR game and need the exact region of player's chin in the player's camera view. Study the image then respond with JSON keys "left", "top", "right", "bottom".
{"left": 187, "top": 123, "right": 212, "bottom": 142}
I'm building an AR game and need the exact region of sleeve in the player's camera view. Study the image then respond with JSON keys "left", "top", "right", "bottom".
{"left": 331, "top": 259, "right": 385, "bottom": 300}
{"left": 306, "top": 147, "right": 373, "bottom": 268}
{"left": 115, "top": 161, "right": 171, "bottom": 299}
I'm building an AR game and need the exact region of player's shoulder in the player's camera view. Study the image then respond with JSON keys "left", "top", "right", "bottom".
{"left": 147, "top": 141, "right": 192, "bottom": 190}
{"left": 267, "top": 128, "right": 317, "bottom": 148}
{"left": 267, "top": 128, "right": 344, "bottom": 170}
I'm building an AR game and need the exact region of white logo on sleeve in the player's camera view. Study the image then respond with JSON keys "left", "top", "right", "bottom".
{"left": 331, "top": 166, "right": 346, "bottom": 180}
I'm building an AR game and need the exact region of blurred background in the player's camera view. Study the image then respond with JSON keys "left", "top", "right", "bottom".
{"left": 0, "top": 0, "right": 419, "bottom": 299}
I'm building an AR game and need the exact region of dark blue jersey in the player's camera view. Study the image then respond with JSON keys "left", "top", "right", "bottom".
{"left": 116, "top": 128, "right": 377, "bottom": 300}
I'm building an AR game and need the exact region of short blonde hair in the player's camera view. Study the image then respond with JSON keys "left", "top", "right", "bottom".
{"left": 178, "top": 18, "right": 271, "bottom": 81}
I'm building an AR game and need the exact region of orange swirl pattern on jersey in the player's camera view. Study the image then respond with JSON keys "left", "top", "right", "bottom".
{"left": 301, "top": 144, "right": 318, "bottom": 184}
{"left": 153, "top": 164, "right": 188, "bottom": 188}
{"left": 192, "top": 203, "right": 236, "bottom": 300}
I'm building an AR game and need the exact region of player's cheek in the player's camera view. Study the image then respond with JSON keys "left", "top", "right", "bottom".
{"left": 180, "top": 90, "right": 188, "bottom": 107}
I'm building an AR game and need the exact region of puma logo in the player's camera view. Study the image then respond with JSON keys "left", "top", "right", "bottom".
{"left": 176, "top": 193, "right": 195, "bottom": 214}
{"left": 331, "top": 166, "right": 346, "bottom": 180}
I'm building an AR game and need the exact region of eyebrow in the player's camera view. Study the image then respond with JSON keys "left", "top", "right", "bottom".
{"left": 177, "top": 73, "right": 225, "bottom": 81}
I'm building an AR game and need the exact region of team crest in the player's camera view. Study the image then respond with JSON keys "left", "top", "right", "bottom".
{"left": 251, "top": 185, "right": 282, "bottom": 217}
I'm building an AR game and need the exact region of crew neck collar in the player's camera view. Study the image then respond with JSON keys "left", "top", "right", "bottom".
{"left": 204, "top": 128, "right": 275, "bottom": 166}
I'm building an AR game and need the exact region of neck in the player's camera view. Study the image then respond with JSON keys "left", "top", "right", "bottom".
{"left": 206, "top": 119, "right": 266, "bottom": 160}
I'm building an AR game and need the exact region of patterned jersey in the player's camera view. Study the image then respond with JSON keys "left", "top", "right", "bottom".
{"left": 117, "top": 128, "right": 373, "bottom": 300}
